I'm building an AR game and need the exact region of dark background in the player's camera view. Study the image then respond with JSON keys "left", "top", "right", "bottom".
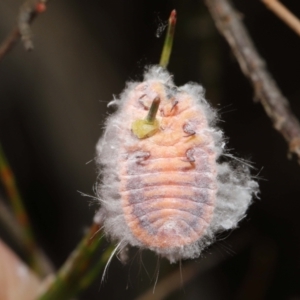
{"left": 0, "top": 0, "right": 300, "bottom": 299}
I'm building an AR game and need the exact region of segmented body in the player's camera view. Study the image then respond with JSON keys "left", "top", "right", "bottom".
{"left": 96, "top": 67, "right": 258, "bottom": 262}
{"left": 119, "top": 81, "right": 217, "bottom": 249}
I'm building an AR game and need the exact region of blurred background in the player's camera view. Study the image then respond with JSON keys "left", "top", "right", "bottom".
{"left": 0, "top": 0, "right": 300, "bottom": 299}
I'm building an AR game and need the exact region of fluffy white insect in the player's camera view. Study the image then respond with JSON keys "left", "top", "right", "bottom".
{"left": 95, "top": 66, "right": 258, "bottom": 263}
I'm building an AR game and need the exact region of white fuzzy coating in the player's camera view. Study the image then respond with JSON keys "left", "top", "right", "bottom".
{"left": 95, "top": 66, "right": 259, "bottom": 263}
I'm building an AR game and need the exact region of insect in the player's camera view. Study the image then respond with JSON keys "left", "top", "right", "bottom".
{"left": 95, "top": 66, "right": 258, "bottom": 263}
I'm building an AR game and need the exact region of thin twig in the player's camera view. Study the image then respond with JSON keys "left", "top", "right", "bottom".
{"left": 75, "top": 244, "right": 115, "bottom": 294}
{"left": 0, "top": 27, "right": 20, "bottom": 63}
{"left": 159, "top": 10, "right": 177, "bottom": 69}
{"left": 136, "top": 227, "right": 255, "bottom": 300}
{"left": 0, "top": 199, "right": 26, "bottom": 248}
{"left": 0, "top": 199, "right": 54, "bottom": 277}
{"left": 204, "top": 0, "right": 300, "bottom": 162}
{"left": 38, "top": 223, "right": 107, "bottom": 300}
{"left": 136, "top": 262, "right": 203, "bottom": 300}
{"left": 0, "top": 143, "right": 41, "bottom": 273}
{"left": 18, "top": 0, "right": 47, "bottom": 50}
{"left": 262, "top": 0, "right": 300, "bottom": 37}
{"left": 0, "top": 0, "right": 47, "bottom": 62}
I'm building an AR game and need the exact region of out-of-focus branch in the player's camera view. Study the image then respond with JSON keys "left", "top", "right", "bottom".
{"left": 0, "top": 199, "right": 54, "bottom": 277}
{"left": 262, "top": 0, "right": 300, "bottom": 37}
{"left": 0, "top": 143, "right": 42, "bottom": 274}
{"left": 204, "top": 0, "right": 300, "bottom": 162}
{"left": 38, "top": 223, "right": 107, "bottom": 300}
{"left": 0, "top": 199, "right": 25, "bottom": 249}
{"left": 18, "top": 0, "right": 47, "bottom": 50}
{"left": 0, "top": 0, "right": 47, "bottom": 63}
{"left": 136, "top": 262, "right": 204, "bottom": 300}
{"left": 136, "top": 227, "right": 256, "bottom": 300}
{"left": 0, "top": 28, "right": 20, "bottom": 63}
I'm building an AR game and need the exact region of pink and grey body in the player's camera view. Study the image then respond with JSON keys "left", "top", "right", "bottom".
{"left": 95, "top": 66, "right": 258, "bottom": 262}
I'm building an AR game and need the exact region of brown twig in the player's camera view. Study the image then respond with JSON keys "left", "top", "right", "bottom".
{"left": 38, "top": 223, "right": 106, "bottom": 300}
{"left": 0, "top": 0, "right": 47, "bottom": 63}
{"left": 204, "top": 0, "right": 300, "bottom": 162}
{"left": 0, "top": 143, "right": 42, "bottom": 273}
{"left": 18, "top": 0, "right": 47, "bottom": 50}
{"left": 0, "top": 199, "right": 54, "bottom": 277}
{"left": 0, "top": 28, "right": 20, "bottom": 63}
{"left": 135, "top": 262, "right": 203, "bottom": 300}
{"left": 262, "top": 0, "right": 300, "bottom": 37}
{"left": 136, "top": 227, "right": 256, "bottom": 300}
{"left": 0, "top": 199, "right": 25, "bottom": 250}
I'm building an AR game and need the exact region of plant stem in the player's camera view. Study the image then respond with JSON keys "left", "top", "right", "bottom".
{"left": 262, "top": 0, "right": 300, "bottom": 37}
{"left": 146, "top": 97, "right": 161, "bottom": 123}
{"left": 38, "top": 223, "right": 108, "bottom": 300}
{"left": 205, "top": 0, "right": 300, "bottom": 162}
{"left": 0, "top": 143, "right": 41, "bottom": 273}
{"left": 0, "top": 198, "right": 53, "bottom": 276}
{"left": 76, "top": 244, "right": 115, "bottom": 293}
{"left": 159, "top": 9, "right": 177, "bottom": 68}
{"left": 0, "top": 0, "right": 48, "bottom": 63}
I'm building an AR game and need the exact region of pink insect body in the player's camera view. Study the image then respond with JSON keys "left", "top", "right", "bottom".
{"left": 96, "top": 67, "right": 258, "bottom": 263}
{"left": 120, "top": 81, "right": 217, "bottom": 250}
